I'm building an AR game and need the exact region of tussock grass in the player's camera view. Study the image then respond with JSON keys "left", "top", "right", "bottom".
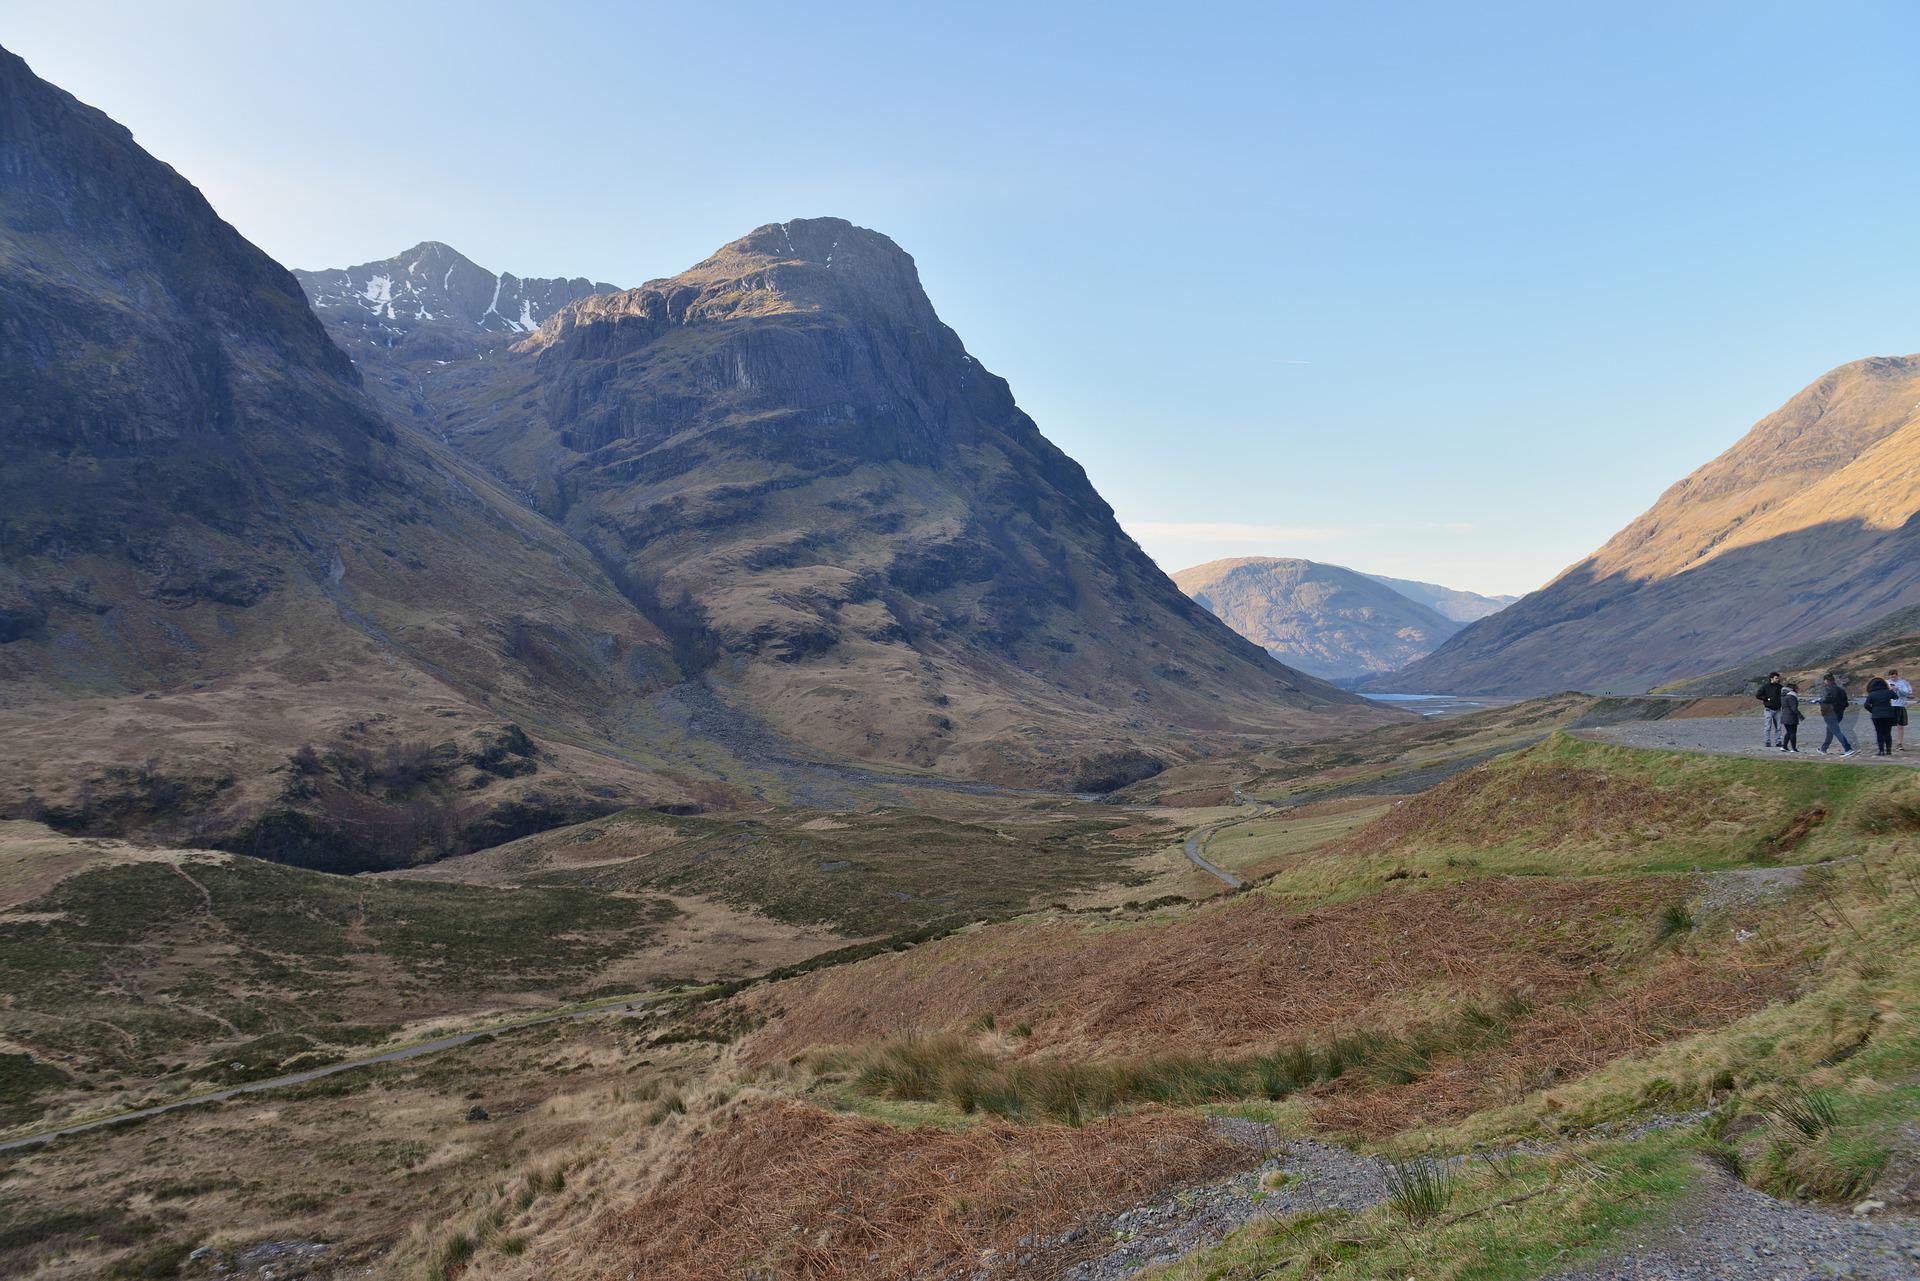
{"left": 1762, "top": 1083, "right": 1840, "bottom": 1140}
{"left": 1384, "top": 1156, "right": 1455, "bottom": 1221}
{"left": 1655, "top": 902, "right": 1695, "bottom": 942}
{"left": 827, "top": 994, "right": 1533, "bottom": 1124}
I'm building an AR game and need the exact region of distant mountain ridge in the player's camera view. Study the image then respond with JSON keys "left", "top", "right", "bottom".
{"left": 1375, "top": 353, "right": 1920, "bottom": 695}
{"left": 295, "top": 241, "right": 615, "bottom": 338}
{"left": 1363, "top": 574, "right": 1517, "bottom": 623}
{"left": 1172, "top": 557, "right": 1469, "bottom": 681}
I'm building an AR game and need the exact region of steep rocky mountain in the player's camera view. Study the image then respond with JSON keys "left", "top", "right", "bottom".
{"left": 310, "top": 218, "right": 1380, "bottom": 783}
{"left": 0, "top": 45, "right": 702, "bottom": 868}
{"left": 1173, "top": 558, "right": 1461, "bottom": 681}
{"left": 294, "top": 241, "right": 615, "bottom": 347}
{"left": 1376, "top": 354, "right": 1920, "bottom": 694}
{"left": 1363, "top": 573, "right": 1516, "bottom": 623}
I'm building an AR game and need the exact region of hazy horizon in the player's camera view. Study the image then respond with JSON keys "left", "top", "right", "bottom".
{"left": 8, "top": 1, "right": 1916, "bottom": 596}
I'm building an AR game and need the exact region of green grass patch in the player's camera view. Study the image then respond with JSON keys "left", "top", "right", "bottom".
{"left": 545, "top": 806, "right": 1163, "bottom": 937}
{"left": 1256, "top": 735, "right": 1904, "bottom": 906}
{"left": 0, "top": 853, "right": 678, "bottom": 1106}
{"left": 1141, "top": 1133, "right": 1700, "bottom": 1281}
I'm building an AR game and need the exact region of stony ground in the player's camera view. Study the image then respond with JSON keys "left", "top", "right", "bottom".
{"left": 1032, "top": 1111, "right": 1920, "bottom": 1281}
{"left": 1043, "top": 1121, "right": 1392, "bottom": 1280}
{"left": 1547, "top": 1162, "right": 1920, "bottom": 1280}
{"left": 1582, "top": 714, "right": 1920, "bottom": 766}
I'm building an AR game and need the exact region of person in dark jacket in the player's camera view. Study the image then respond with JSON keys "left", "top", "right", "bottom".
{"left": 1779, "top": 683, "right": 1802, "bottom": 753}
{"left": 1819, "top": 674, "right": 1855, "bottom": 756}
{"left": 1756, "top": 672, "right": 1784, "bottom": 747}
{"left": 1863, "top": 676, "right": 1899, "bottom": 756}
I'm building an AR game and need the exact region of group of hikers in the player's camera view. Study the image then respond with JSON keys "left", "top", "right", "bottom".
{"left": 1755, "top": 669, "right": 1911, "bottom": 756}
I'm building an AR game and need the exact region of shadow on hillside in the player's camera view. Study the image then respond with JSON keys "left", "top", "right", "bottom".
{"left": 1375, "top": 513, "right": 1920, "bottom": 695}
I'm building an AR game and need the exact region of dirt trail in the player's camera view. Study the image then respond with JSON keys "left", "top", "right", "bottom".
{"left": 1546, "top": 1159, "right": 1920, "bottom": 1280}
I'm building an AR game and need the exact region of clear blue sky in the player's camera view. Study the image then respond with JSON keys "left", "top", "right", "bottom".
{"left": 6, "top": 1, "right": 1916, "bottom": 596}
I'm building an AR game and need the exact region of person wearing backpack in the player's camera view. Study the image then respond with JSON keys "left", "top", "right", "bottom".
{"left": 1755, "top": 672, "right": 1784, "bottom": 747}
{"left": 1778, "top": 683, "right": 1802, "bottom": 753}
{"left": 1819, "top": 673, "right": 1856, "bottom": 756}
{"left": 1864, "top": 677, "right": 1899, "bottom": 756}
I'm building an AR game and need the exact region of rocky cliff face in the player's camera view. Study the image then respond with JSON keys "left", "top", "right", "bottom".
{"left": 295, "top": 242, "right": 615, "bottom": 344}
{"left": 354, "top": 218, "right": 1380, "bottom": 783}
{"left": 0, "top": 45, "right": 698, "bottom": 866}
{"left": 1174, "top": 558, "right": 1462, "bottom": 681}
{"left": 1376, "top": 354, "right": 1920, "bottom": 694}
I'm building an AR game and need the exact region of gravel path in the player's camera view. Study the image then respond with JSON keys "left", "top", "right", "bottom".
{"left": 1547, "top": 1161, "right": 1920, "bottom": 1280}
{"left": 1697, "top": 865, "right": 1809, "bottom": 913}
{"left": 1580, "top": 714, "right": 1920, "bottom": 768}
{"left": 1042, "top": 1123, "right": 1391, "bottom": 1280}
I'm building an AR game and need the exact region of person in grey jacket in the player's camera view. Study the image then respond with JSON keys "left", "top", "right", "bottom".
{"left": 1778, "top": 684, "right": 1802, "bottom": 753}
{"left": 1819, "top": 674, "right": 1855, "bottom": 756}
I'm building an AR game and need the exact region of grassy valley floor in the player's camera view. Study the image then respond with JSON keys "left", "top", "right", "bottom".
{"left": 4, "top": 706, "right": 1919, "bottom": 1279}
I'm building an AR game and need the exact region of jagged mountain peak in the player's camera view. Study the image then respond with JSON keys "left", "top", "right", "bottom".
{"left": 294, "top": 244, "right": 618, "bottom": 337}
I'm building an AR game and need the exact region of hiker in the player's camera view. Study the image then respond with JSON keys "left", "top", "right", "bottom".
{"left": 1891, "top": 669, "right": 1912, "bottom": 752}
{"left": 1755, "top": 671, "right": 1784, "bottom": 747}
{"left": 1818, "top": 673, "right": 1856, "bottom": 756}
{"left": 1779, "top": 682, "right": 1802, "bottom": 753}
{"left": 1864, "top": 677, "right": 1899, "bottom": 756}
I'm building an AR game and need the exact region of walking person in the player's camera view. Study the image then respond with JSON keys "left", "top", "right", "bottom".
{"left": 1779, "top": 682, "right": 1802, "bottom": 753}
{"left": 1755, "top": 671, "right": 1784, "bottom": 747}
{"left": 1864, "top": 677, "right": 1899, "bottom": 756}
{"left": 1819, "top": 673, "right": 1855, "bottom": 756}
{"left": 1891, "top": 669, "right": 1912, "bottom": 752}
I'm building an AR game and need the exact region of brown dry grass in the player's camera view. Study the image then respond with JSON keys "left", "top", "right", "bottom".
{"left": 744, "top": 876, "right": 1680, "bottom": 1064}
{"left": 1312, "top": 951, "right": 1793, "bottom": 1137}
{"left": 1325, "top": 760, "right": 1740, "bottom": 858}
{"left": 582, "top": 1099, "right": 1247, "bottom": 1281}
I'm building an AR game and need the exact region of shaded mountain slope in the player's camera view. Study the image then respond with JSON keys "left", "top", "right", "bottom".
{"left": 312, "top": 219, "right": 1383, "bottom": 783}
{"left": 1376, "top": 354, "right": 1920, "bottom": 694}
{"left": 0, "top": 45, "right": 703, "bottom": 866}
{"left": 1654, "top": 601, "right": 1920, "bottom": 698}
{"left": 1174, "top": 557, "right": 1461, "bottom": 681}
